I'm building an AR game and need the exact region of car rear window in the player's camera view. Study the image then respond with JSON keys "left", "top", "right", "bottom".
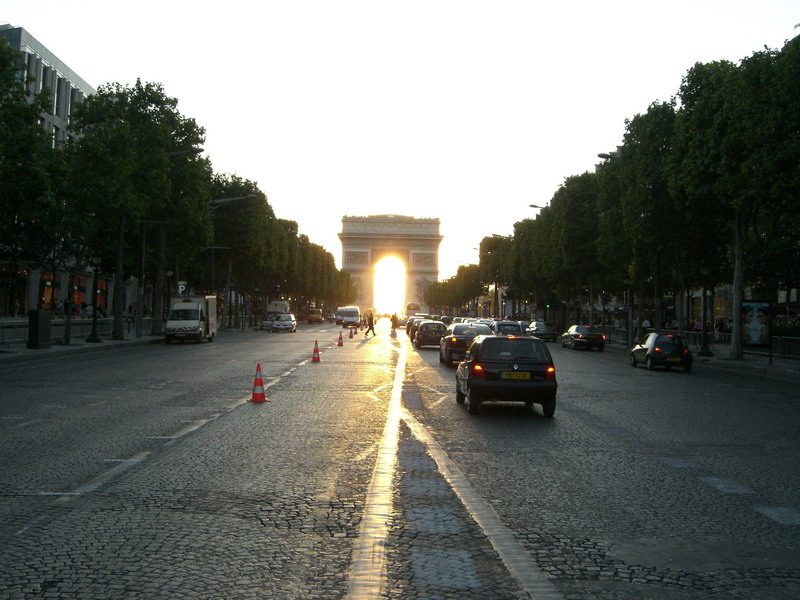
{"left": 421, "top": 323, "right": 445, "bottom": 332}
{"left": 655, "top": 334, "right": 686, "bottom": 349}
{"left": 479, "top": 338, "right": 548, "bottom": 361}
{"left": 453, "top": 324, "right": 491, "bottom": 335}
{"left": 496, "top": 324, "right": 522, "bottom": 334}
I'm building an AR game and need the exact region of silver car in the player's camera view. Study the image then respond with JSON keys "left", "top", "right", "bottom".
{"left": 264, "top": 313, "right": 297, "bottom": 333}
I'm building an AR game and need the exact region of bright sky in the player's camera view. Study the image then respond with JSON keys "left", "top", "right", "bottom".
{"left": 4, "top": 1, "right": 798, "bottom": 280}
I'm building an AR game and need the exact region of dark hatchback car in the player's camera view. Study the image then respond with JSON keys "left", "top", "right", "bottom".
{"left": 526, "top": 321, "right": 558, "bottom": 342}
{"left": 414, "top": 320, "right": 447, "bottom": 349}
{"left": 630, "top": 332, "right": 693, "bottom": 372}
{"left": 455, "top": 335, "right": 557, "bottom": 416}
{"left": 439, "top": 322, "right": 493, "bottom": 367}
{"left": 561, "top": 325, "right": 606, "bottom": 351}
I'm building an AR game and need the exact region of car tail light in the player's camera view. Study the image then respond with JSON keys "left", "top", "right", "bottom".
{"left": 546, "top": 366, "right": 556, "bottom": 379}
{"left": 578, "top": 334, "right": 584, "bottom": 339}
{"left": 654, "top": 346, "right": 663, "bottom": 353}
{"left": 471, "top": 364, "right": 485, "bottom": 378}
{"left": 683, "top": 349, "right": 689, "bottom": 355}
{"left": 601, "top": 334, "right": 607, "bottom": 340}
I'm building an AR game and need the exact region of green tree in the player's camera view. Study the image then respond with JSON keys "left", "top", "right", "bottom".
{"left": 0, "top": 41, "right": 54, "bottom": 310}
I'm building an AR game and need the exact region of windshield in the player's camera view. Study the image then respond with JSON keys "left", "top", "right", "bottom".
{"left": 169, "top": 309, "right": 199, "bottom": 321}
{"left": 340, "top": 310, "right": 358, "bottom": 318}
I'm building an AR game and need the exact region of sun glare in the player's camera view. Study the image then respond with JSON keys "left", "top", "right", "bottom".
{"left": 373, "top": 256, "right": 406, "bottom": 315}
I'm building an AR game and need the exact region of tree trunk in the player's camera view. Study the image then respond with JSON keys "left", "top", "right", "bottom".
{"left": 730, "top": 209, "right": 745, "bottom": 359}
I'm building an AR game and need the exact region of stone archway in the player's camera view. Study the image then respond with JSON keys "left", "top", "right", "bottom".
{"left": 338, "top": 215, "right": 442, "bottom": 313}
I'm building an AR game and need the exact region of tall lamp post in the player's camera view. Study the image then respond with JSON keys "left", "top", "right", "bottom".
{"left": 698, "top": 266, "right": 713, "bottom": 356}
{"left": 86, "top": 259, "right": 103, "bottom": 343}
{"left": 209, "top": 195, "right": 256, "bottom": 329}
{"left": 623, "top": 276, "right": 633, "bottom": 347}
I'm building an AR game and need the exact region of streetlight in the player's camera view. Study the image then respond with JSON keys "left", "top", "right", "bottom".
{"left": 698, "top": 266, "right": 713, "bottom": 356}
{"left": 86, "top": 258, "right": 103, "bottom": 343}
{"left": 147, "top": 147, "right": 205, "bottom": 336}
{"left": 209, "top": 195, "right": 257, "bottom": 328}
{"left": 623, "top": 276, "right": 633, "bottom": 347}
{"left": 135, "top": 219, "right": 167, "bottom": 338}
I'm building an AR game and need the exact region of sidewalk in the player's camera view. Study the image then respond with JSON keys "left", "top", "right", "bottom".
{"left": 605, "top": 340, "right": 800, "bottom": 381}
{"left": 0, "top": 331, "right": 162, "bottom": 364}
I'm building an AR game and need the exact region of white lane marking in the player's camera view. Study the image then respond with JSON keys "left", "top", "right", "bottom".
{"left": 14, "top": 513, "right": 49, "bottom": 536}
{"left": 55, "top": 451, "right": 151, "bottom": 503}
{"left": 402, "top": 408, "right": 563, "bottom": 600}
{"left": 699, "top": 477, "right": 754, "bottom": 495}
{"left": 755, "top": 506, "right": 800, "bottom": 525}
{"left": 345, "top": 341, "right": 406, "bottom": 599}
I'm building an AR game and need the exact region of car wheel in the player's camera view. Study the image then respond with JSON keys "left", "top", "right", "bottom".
{"left": 466, "top": 388, "right": 481, "bottom": 415}
{"left": 570, "top": 339, "right": 577, "bottom": 350}
{"left": 561, "top": 338, "right": 566, "bottom": 348}
{"left": 456, "top": 381, "right": 465, "bottom": 404}
{"left": 541, "top": 395, "right": 556, "bottom": 418}
{"left": 646, "top": 356, "right": 655, "bottom": 371}
{"left": 445, "top": 353, "right": 454, "bottom": 368}
{"left": 684, "top": 363, "right": 692, "bottom": 373}
{"left": 598, "top": 345, "right": 605, "bottom": 352}
{"left": 629, "top": 353, "right": 637, "bottom": 367}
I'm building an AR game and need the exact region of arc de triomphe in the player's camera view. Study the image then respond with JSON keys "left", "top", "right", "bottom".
{"left": 339, "top": 215, "right": 442, "bottom": 312}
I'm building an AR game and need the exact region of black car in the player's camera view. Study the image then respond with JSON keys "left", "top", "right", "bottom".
{"left": 455, "top": 335, "right": 558, "bottom": 416}
{"left": 526, "top": 321, "right": 558, "bottom": 342}
{"left": 630, "top": 332, "right": 693, "bottom": 372}
{"left": 439, "top": 322, "right": 492, "bottom": 367}
{"left": 406, "top": 315, "right": 429, "bottom": 336}
{"left": 414, "top": 320, "right": 446, "bottom": 349}
{"left": 561, "top": 325, "right": 606, "bottom": 351}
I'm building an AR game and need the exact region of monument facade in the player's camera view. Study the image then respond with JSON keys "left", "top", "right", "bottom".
{"left": 339, "top": 215, "right": 442, "bottom": 312}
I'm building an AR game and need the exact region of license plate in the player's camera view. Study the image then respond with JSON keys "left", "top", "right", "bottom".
{"left": 501, "top": 371, "right": 530, "bottom": 380}
{"left": 667, "top": 357, "right": 681, "bottom": 362}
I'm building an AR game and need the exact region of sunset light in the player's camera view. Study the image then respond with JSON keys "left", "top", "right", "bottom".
{"left": 373, "top": 256, "right": 406, "bottom": 315}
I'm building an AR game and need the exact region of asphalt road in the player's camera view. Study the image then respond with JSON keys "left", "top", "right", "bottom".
{"left": 1, "top": 320, "right": 798, "bottom": 599}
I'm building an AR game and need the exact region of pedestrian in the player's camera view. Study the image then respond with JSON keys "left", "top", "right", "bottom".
{"left": 365, "top": 312, "right": 376, "bottom": 336}
{"left": 390, "top": 313, "right": 398, "bottom": 332}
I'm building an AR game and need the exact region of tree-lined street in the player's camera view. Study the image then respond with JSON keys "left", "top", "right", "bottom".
{"left": 1, "top": 322, "right": 798, "bottom": 599}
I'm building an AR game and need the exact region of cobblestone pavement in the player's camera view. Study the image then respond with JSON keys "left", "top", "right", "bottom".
{"left": 1, "top": 324, "right": 799, "bottom": 599}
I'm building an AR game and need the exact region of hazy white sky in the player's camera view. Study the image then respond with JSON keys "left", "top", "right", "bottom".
{"left": 4, "top": 1, "right": 798, "bottom": 279}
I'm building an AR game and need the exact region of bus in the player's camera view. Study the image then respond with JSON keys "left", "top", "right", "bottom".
{"left": 406, "top": 302, "right": 421, "bottom": 316}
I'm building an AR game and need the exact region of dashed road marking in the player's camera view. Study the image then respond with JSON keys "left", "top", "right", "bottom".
{"left": 756, "top": 506, "right": 800, "bottom": 525}
{"left": 699, "top": 477, "right": 754, "bottom": 495}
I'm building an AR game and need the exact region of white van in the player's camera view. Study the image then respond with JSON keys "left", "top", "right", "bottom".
{"left": 336, "top": 306, "right": 361, "bottom": 328}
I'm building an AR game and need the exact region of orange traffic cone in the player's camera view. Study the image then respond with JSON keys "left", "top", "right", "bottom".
{"left": 250, "top": 363, "right": 268, "bottom": 402}
{"left": 338, "top": 332, "right": 344, "bottom": 346}
{"left": 312, "top": 340, "right": 321, "bottom": 362}
{"left": 348, "top": 328, "right": 354, "bottom": 339}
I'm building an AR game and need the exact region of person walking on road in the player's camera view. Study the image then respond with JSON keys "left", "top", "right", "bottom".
{"left": 365, "top": 312, "right": 376, "bottom": 336}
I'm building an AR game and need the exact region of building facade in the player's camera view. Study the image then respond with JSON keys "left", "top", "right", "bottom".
{"left": 1, "top": 25, "right": 101, "bottom": 318}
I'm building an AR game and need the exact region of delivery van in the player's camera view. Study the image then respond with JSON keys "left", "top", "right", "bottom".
{"left": 336, "top": 306, "right": 361, "bottom": 328}
{"left": 165, "top": 296, "right": 217, "bottom": 343}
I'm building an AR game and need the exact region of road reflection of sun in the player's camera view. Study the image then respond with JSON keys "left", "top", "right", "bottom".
{"left": 373, "top": 256, "right": 405, "bottom": 315}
